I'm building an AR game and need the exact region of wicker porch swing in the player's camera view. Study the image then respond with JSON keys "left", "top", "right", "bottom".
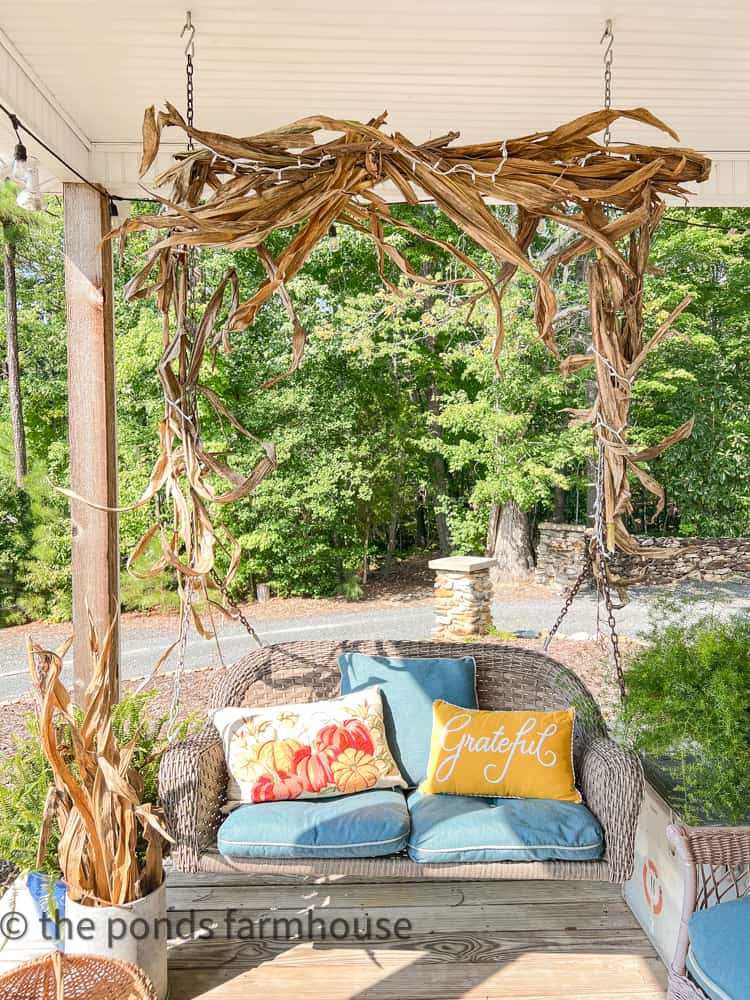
{"left": 71, "top": 12, "right": 711, "bottom": 882}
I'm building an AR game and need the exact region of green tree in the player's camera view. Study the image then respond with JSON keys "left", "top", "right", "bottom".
{"left": 630, "top": 209, "right": 750, "bottom": 534}
{"left": 1, "top": 203, "right": 750, "bottom": 620}
{"left": 0, "top": 181, "right": 38, "bottom": 487}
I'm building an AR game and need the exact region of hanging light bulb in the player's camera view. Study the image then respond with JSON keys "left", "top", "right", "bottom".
{"left": 328, "top": 223, "right": 339, "bottom": 252}
{"left": 10, "top": 141, "right": 28, "bottom": 184}
{"left": 16, "top": 162, "right": 44, "bottom": 212}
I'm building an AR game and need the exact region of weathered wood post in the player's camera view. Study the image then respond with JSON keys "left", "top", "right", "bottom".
{"left": 63, "top": 184, "right": 120, "bottom": 702}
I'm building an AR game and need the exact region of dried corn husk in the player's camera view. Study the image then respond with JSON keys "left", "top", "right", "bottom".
{"left": 30, "top": 623, "right": 173, "bottom": 906}
{"left": 102, "top": 105, "right": 710, "bottom": 592}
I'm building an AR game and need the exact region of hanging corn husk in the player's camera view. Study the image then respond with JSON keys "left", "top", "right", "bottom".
{"left": 100, "top": 104, "right": 710, "bottom": 595}
{"left": 30, "top": 621, "right": 173, "bottom": 906}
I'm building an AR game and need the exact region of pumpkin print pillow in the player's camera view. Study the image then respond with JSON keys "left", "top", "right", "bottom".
{"left": 212, "top": 686, "right": 407, "bottom": 808}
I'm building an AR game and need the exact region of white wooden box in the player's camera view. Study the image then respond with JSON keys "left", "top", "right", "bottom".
{"left": 623, "top": 779, "right": 684, "bottom": 966}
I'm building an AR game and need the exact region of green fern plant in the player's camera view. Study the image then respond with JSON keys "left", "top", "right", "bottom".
{"left": 621, "top": 612, "right": 750, "bottom": 824}
{"left": 0, "top": 690, "right": 193, "bottom": 875}
{"left": 0, "top": 715, "right": 58, "bottom": 874}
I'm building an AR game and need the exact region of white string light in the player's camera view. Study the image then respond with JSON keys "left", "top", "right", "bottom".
{"left": 215, "top": 151, "right": 338, "bottom": 177}
{"left": 192, "top": 126, "right": 630, "bottom": 197}
{"left": 593, "top": 348, "right": 634, "bottom": 388}
{"left": 16, "top": 162, "right": 44, "bottom": 212}
{"left": 594, "top": 416, "right": 628, "bottom": 445}
{"left": 206, "top": 141, "right": 517, "bottom": 188}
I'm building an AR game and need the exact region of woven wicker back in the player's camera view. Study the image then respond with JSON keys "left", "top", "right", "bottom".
{"left": 208, "top": 640, "right": 606, "bottom": 763}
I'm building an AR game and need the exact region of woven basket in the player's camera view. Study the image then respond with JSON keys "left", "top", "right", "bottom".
{"left": 0, "top": 950, "right": 157, "bottom": 999}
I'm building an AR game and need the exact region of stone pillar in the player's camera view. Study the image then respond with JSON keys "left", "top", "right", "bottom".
{"left": 428, "top": 556, "right": 496, "bottom": 640}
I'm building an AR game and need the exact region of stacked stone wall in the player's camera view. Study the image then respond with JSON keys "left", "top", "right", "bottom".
{"left": 534, "top": 522, "right": 750, "bottom": 590}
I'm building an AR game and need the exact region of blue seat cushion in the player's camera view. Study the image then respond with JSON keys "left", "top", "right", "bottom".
{"left": 406, "top": 789, "right": 604, "bottom": 864}
{"left": 338, "top": 653, "right": 478, "bottom": 787}
{"left": 686, "top": 896, "right": 750, "bottom": 1000}
{"left": 217, "top": 788, "right": 409, "bottom": 859}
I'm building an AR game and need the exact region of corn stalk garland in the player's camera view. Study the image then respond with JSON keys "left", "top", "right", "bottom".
{"left": 106, "top": 104, "right": 709, "bottom": 602}
{"left": 30, "top": 621, "right": 173, "bottom": 906}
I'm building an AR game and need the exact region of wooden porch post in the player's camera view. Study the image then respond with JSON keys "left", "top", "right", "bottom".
{"left": 63, "top": 183, "right": 120, "bottom": 702}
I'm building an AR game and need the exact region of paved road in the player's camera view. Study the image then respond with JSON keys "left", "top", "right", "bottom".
{"left": 2, "top": 580, "right": 749, "bottom": 702}
{"left": 0, "top": 606, "right": 434, "bottom": 702}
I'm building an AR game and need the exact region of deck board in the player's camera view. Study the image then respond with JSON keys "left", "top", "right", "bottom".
{"left": 165, "top": 876, "right": 666, "bottom": 1000}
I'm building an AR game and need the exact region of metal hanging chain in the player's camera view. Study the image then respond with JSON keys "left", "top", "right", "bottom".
{"left": 167, "top": 577, "right": 193, "bottom": 740}
{"left": 167, "top": 13, "right": 198, "bottom": 740}
{"left": 542, "top": 528, "right": 626, "bottom": 699}
{"left": 168, "top": 11, "right": 261, "bottom": 734}
{"left": 596, "top": 545, "right": 626, "bottom": 701}
{"left": 601, "top": 19, "right": 614, "bottom": 145}
{"left": 593, "top": 425, "right": 626, "bottom": 697}
{"left": 210, "top": 568, "right": 264, "bottom": 647}
{"left": 593, "top": 438, "right": 606, "bottom": 641}
{"left": 596, "top": 17, "right": 627, "bottom": 698}
{"left": 544, "top": 16, "right": 626, "bottom": 701}
{"left": 593, "top": 439, "right": 607, "bottom": 556}
{"left": 542, "top": 443, "right": 605, "bottom": 651}
{"left": 543, "top": 545, "right": 593, "bottom": 652}
{"left": 181, "top": 12, "right": 196, "bottom": 150}
{"left": 179, "top": 10, "right": 199, "bottom": 361}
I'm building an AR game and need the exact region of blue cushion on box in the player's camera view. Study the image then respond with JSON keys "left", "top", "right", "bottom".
{"left": 217, "top": 788, "right": 409, "bottom": 859}
{"left": 686, "top": 896, "right": 750, "bottom": 1000}
{"left": 338, "top": 653, "right": 477, "bottom": 787}
{"left": 406, "top": 789, "right": 604, "bottom": 864}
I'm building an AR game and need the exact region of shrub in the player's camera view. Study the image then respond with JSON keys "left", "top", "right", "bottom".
{"left": 622, "top": 612, "right": 750, "bottom": 823}
{"left": 119, "top": 572, "right": 181, "bottom": 615}
{"left": 17, "top": 459, "right": 71, "bottom": 622}
{"left": 0, "top": 471, "right": 31, "bottom": 625}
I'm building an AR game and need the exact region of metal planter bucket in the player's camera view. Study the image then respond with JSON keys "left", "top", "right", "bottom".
{"left": 64, "top": 880, "right": 167, "bottom": 1000}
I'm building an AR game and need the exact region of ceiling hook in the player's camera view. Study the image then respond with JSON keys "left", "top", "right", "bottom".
{"left": 181, "top": 11, "right": 196, "bottom": 58}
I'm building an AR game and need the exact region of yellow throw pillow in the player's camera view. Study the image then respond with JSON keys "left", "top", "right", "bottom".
{"left": 420, "top": 700, "right": 581, "bottom": 803}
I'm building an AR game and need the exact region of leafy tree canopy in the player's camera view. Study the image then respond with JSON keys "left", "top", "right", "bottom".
{"left": 0, "top": 197, "right": 748, "bottom": 622}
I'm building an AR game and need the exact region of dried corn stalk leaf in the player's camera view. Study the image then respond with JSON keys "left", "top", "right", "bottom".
{"left": 30, "top": 620, "right": 173, "bottom": 906}
{"left": 99, "top": 104, "right": 710, "bottom": 604}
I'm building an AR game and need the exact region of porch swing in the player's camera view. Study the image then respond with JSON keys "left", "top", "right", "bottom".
{"left": 101, "top": 14, "right": 710, "bottom": 880}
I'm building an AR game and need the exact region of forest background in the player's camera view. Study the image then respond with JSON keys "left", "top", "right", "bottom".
{"left": 1, "top": 188, "right": 748, "bottom": 625}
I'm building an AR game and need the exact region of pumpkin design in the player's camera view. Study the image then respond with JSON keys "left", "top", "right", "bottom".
{"left": 229, "top": 745, "right": 270, "bottom": 784}
{"left": 315, "top": 719, "right": 375, "bottom": 758}
{"left": 232, "top": 724, "right": 260, "bottom": 753}
{"left": 251, "top": 773, "right": 304, "bottom": 803}
{"left": 292, "top": 747, "right": 335, "bottom": 793}
{"left": 331, "top": 749, "right": 380, "bottom": 794}
{"left": 256, "top": 738, "right": 304, "bottom": 775}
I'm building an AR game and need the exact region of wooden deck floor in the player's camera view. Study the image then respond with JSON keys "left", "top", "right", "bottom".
{"left": 165, "top": 873, "right": 666, "bottom": 1000}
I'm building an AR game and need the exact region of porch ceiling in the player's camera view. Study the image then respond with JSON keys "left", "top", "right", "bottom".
{"left": 0, "top": 0, "right": 748, "bottom": 204}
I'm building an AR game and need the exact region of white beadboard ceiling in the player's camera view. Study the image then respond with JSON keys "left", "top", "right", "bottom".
{"left": 0, "top": 0, "right": 748, "bottom": 203}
